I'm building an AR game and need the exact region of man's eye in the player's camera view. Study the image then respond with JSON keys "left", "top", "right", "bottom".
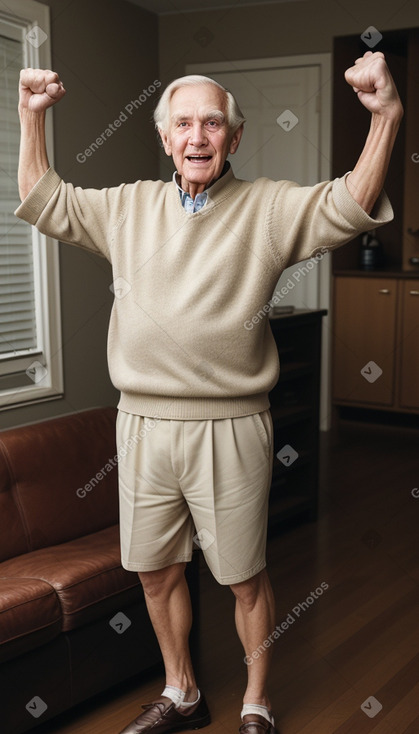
{"left": 207, "top": 120, "right": 218, "bottom": 127}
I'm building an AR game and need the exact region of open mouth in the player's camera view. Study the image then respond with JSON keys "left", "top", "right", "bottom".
{"left": 186, "top": 155, "right": 212, "bottom": 163}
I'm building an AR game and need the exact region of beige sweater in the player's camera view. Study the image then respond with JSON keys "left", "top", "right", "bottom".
{"left": 15, "top": 166, "right": 393, "bottom": 419}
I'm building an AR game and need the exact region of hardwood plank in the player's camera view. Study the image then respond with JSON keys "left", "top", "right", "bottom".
{"left": 306, "top": 574, "right": 418, "bottom": 656}
{"left": 293, "top": 687, "right": 365, "bottom": 734}
{"left": 358, "top": 682, "right": 419, "bottom": 733}
{"left": 403, "top": 713, "right": 419, "bottom": 734}
{"left": 331, "top": 655, "right": 419, "bottom": 734}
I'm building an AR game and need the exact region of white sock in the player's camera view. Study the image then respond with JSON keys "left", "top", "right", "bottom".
{"left": 179, "top": 689, "right": 200, "bottom": 708}
{"left": 241, "top": 703, "right": 274, "bottom": 726}
{"left": 162, "top": 685, "right": 185, "bottom": 707}
{"left": 162, "top": 685, "right": 200, "bottom": 709}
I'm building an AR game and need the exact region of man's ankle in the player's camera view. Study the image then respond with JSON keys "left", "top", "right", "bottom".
{"left": 243, "top": 695, "right": 271, "bottom": 708}
{"left": 162, "top": 684, "right": 199, "bottom": 707}
{"left": 184, "top": 687, "right": 199, "bottom": 703}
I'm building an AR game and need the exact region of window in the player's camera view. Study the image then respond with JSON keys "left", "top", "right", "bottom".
{"left": 0, "top": 0, "right": 63, "bottom": 410}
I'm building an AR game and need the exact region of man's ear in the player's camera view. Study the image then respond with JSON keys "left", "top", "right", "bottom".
{"left": 158, "top": 128, "right": 172, "bottom": 156}
{"left": 229, "top": 124, "right": 244, "bottom": 155}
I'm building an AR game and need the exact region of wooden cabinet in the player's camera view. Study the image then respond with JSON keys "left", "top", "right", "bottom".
{"left": 333, "top": 277, "right": 398, "bottom": 406}
{"left": 331, "top": 29, "right": 419, "bottom": 419}
{"left": 399, "top": 280, "right": 419, "bottom": 409}
{"left": 268, "top": 309, "right": 326, "bottom": 528}
{"left": 333, "top": 275, "right": 419, "bottom": 413}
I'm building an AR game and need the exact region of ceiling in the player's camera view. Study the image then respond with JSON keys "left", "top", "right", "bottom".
{"left": 127, "top": 0, "right": 305, "bottom": 16}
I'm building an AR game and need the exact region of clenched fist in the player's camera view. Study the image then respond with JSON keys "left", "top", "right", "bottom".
{"left": 19, "top": 68, "right": 66, "bottom": 113}
{"left": 345, "top": 51, "right": 403, "bottom": 122}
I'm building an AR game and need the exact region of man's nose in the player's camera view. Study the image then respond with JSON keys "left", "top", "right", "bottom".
{"left": 189, "top": 123, "right": 207, "bottom": 146}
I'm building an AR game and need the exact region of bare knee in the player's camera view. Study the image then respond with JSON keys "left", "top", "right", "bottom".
{"left": 230, "top": 569, "right": 269, "bottom": 609}
{"left": 138, "top": 562, "right": 187, "bottom": 600}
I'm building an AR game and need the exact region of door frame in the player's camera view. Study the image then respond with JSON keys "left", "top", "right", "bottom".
{"left": 186, "top": 53, "right": 333, "bottom": 430}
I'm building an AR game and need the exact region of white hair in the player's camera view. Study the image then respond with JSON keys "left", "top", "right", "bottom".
{"left": 153, "top": 74, "right": 246, "bottom": 135}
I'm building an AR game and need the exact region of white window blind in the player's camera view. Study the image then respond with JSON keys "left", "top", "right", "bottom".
{"left": 0, "top": 33, "right": 38, "bottom": 358}
{"left": 0, "top": 1, "right": 63, "bottom": 410}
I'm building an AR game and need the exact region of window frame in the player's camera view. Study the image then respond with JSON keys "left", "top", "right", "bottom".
{"left": 0, "top": 0, "right": 63, "bottom": 411}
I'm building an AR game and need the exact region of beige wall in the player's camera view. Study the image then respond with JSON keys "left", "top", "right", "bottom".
{"left": 159, "top": 0, "right": 419, "bottom": 83}
{"left": 158, "top": 0, "right": 419, "bottom": 178}
{"left": 1, "top": 0, "right": 159, "bottom": 429}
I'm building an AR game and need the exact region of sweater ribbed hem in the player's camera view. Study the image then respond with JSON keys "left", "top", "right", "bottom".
{"left": 117, "top": 392, "right": 270, "bottom": 420}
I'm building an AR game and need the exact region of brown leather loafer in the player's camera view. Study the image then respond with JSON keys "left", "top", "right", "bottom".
{"left": 239, "top": 713, "right": 280, "bottom": 734}
{"left": 118, "top": 693, "right": 211, "bottom": 733}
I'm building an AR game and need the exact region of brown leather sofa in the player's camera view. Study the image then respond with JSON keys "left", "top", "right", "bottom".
{"left": 0, "top": 407, "right": 199, "bottom": 734}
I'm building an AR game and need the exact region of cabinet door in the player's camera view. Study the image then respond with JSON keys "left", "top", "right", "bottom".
{"left": 399, "top": 280, "right": 419, "bottom": 409}
{"left": 333, "top": 277, "right": 398, "bottom": 406}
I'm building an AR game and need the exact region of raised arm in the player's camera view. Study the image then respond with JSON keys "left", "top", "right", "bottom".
{"left": 344, "top": 51, "right": 403, "bottom": 215}
{"left": 18, "top": 68, "right": 66, "bottom": 200}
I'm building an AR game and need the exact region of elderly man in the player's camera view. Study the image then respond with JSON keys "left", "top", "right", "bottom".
{"left": 16, "top": 52, "right": 402, "bottom": 734}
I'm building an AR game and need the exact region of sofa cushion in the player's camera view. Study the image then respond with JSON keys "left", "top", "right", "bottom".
{"left": 0, "top": 407, "right": 119, "bottom": 557}
{"left": 0, "top": 576, "right": 61, "bottom": 663}
{"left": 0, "top": 525, "right": 141, "bottom": 632}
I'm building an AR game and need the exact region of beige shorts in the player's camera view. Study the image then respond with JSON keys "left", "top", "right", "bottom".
{"left": 116, "top": 409, "right": 273, "bottom": 585}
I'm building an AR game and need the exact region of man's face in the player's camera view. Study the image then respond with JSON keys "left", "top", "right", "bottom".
{"left": 159, "top": 83, "right": 243, "bottom": 196}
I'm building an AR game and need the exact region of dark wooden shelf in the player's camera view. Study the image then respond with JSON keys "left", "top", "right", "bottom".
{"left": 334, "top": 269, "right": 419, "bottom": 279}
{"left": 279, "top": 361, "right": 314, "bottom": 380}
{"left": 270, "top": 404, "right": 312, "bottom": 426}
{"left": 269, "top": 308, "right": 327, "bottom": 324}
{"left": 268, "top": 309, "right": 327, "bottom": 530}
{"left": 272, "top": 448, "right": 312, "bottom": 475}
{"left": 331, "top": 29, "right": 419, "bottom": 418}
{"left": 268, "top": 494, "right": 313, "bottom": 525}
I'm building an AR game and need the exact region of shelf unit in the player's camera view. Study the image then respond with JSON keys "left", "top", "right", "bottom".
{"left": 267, "top": 309, "right": 327, "bottom": 530}
{"left": 331, "top": 28, "right": 419, "bottom": 419}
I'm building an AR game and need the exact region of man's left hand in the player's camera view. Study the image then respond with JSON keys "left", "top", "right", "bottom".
{"left": 345, "top": 51, "right": 403, "bottom": 122}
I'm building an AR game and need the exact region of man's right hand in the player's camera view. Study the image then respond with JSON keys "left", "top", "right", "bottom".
{"left": 19, "top": 68, "right": 66, "bottom": 113}
{"left": 18, "top": 70, "right": 65, "bottom": 200}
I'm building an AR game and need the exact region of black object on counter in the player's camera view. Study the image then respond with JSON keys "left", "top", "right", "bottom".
{"left": 359, "top": 230, "right": 385, "bottom": 271}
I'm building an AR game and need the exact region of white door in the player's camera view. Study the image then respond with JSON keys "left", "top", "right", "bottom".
{"left": 212, "top": 66, "right": 320, "bottom": 184}
{"left": 208, "top": 65, "right": 321, "bottom": 309}
{"left": 186, "top": 56, "right": 332, "bottom": 429}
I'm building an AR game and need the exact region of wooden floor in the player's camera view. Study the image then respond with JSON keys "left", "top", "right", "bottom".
{"left": 35, "top": 416, "right": 419, "bottom": 734}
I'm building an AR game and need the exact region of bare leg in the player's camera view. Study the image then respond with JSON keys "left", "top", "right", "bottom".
{"left": 138, "top": 562, "right": 198, "bottom": 702}
{"left": 230, "top": 568, "right": 276, "bottom": 708}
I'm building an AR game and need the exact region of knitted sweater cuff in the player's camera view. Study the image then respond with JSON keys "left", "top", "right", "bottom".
{"left": 332, "top": 171, "right": 394, "bottom": 228}
{"left": 14, "top": 167, "right": 62, "bottom": 225}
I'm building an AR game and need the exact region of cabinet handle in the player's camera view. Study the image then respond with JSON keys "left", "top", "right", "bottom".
{"left": 409, "top": 290, "right": 419, "bottom": 296}
{"left": 378, "top": 289, "right": 390, "bottom": 294}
